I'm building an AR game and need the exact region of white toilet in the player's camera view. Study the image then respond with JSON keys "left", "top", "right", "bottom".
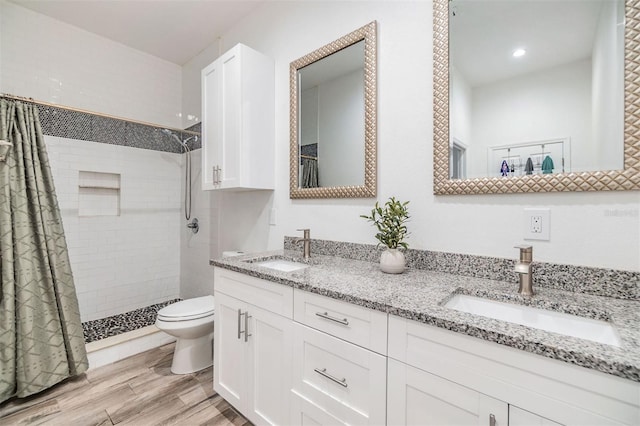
{"left": 155, "top": 295, "right": 215, "bottom": 374}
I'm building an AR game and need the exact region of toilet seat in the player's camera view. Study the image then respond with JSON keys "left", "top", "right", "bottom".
{"left": 157, "top": 295, "right": 215, "bottom": 322}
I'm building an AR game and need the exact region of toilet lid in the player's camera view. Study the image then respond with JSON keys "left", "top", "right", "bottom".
{"left": 157, "top": 295, "right": 215, "bottom": 322}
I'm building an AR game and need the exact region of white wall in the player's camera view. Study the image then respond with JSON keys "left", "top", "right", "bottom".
{"left": 450, "top": 65, "right": 473, "bottom": 150}
{"left": 318, "top": 69, "right": 365, "bottom": 187}
{"left": 184, "top": 0, "right": 639, "bottom": 272}
{"left": 46, "top": 137, "right": 182, "bottom": 322}
{"left": 592, "top": 0, "right": 625, "bottom": 171}
{"left": 0, "top": 1, "right": 182, "bottom": 129}
{"left": 470, "top": 60, "right": 592, "bottom": 177}
{"left": 179, "top": 148, "right": 214, "bottom": 299}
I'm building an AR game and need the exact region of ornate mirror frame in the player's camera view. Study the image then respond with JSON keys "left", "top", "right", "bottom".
{"left": 433, "top": 0, "right": 640, "bottom": 195}
{"left": 290, "top": 21, "right": 377, "bottom": 199}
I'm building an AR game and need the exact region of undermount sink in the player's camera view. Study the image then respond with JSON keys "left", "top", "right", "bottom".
{"left": 445, "top": 294, "right": 621, "bottom": 347}
{"left": 254, "top": 259, "right": 310, "bottom": 272}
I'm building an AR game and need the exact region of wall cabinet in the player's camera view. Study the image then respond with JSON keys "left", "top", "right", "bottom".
{"left": 213, "top": 269, "right": 292, "bottom": 426}
{"left": 201, "top": 43, "right": 274, "bottom": 191}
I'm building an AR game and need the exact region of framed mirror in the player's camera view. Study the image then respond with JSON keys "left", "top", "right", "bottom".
{"left": 433, "top": 0, "right": 640, "bottom": 194}
{"left": 290, "top": 21, "right": 377, "bottom": 199}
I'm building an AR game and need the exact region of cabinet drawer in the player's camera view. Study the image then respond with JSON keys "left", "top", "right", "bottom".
{"left": 293, "top": 289, "right": 387, "bottom": 354}
{"left": 292, "top": 323, "right": 386, "bottom": 426}
{"left": 290, "top": 391, "right": 347, "bottom": 426}
{"left": 214, "top": 267, "right": 293, "bottom": 318}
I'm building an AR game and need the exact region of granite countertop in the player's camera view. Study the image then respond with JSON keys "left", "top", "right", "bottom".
{"left": 211, "top": 250, "right": 640, "bottom": 382}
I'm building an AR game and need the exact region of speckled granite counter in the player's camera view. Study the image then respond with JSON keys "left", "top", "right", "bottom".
{"left": 211, "top": 250, "right": 640, "bottom": 383}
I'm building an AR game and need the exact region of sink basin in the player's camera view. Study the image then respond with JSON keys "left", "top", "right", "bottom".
{"left": 444, "top": 294, "right": 621, "bottom": 347}
{"left": 254, "top": 259, "right": 310, "bottom": 272}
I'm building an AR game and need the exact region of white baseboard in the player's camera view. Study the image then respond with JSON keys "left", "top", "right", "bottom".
{"left": 85, "top": 325, "right": 176, "bottom": 370}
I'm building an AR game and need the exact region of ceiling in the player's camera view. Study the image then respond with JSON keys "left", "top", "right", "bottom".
{"left": 8, "top": 0, "right": 265, "bottom": 65}
{"left": 450, "top": 0, "right": 609, "bottom": 87}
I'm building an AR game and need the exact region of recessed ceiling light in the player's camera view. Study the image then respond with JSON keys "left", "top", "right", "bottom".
{"left": 513, "top": 48, "right": 526, "bottom": 58}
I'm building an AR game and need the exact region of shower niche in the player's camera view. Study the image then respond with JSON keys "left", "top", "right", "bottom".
{"left": 78, "top": 171, "right": 121, "bottom": 216}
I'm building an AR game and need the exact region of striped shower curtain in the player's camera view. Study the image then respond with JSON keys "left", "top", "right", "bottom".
{"left": 0, "top": 99, "right": 88, "bottom": 403}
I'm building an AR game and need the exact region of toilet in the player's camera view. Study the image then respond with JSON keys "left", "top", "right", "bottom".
{"left": 155, "top": 295, "right": 215, "bottom": 374}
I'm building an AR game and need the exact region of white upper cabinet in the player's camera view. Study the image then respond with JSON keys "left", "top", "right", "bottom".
{"left": 201, "top": 44, "right": 274, "bottom": 191}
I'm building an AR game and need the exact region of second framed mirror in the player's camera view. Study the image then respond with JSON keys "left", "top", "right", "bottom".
{"left": 290, "top": 21, "right": 377, "bottom": 199}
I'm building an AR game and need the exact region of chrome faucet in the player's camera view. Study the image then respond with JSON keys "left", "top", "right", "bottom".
{"left": 514, "top": 245, "right": 534, "bottom": 296}
{"left": 293, "top": 228, "right": 311, "bottom": 259}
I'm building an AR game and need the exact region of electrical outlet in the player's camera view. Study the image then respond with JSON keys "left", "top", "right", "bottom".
{"left": 530, "top": 215, "right": 542, "bottom": 233}
{"left": 524, "top": 208, "right": 550, "bottom": 241}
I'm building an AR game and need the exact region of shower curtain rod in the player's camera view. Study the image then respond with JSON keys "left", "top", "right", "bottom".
{"left": 0, "top": 93, "right": 200, "bottom": 136}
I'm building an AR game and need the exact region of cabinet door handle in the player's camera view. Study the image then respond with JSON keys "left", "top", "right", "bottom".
{"left": 313, "top": 368, "right": 348, "bottom": 388}
{"left": 244, "top": 312, "right": 251, "bottom": 342}
{"left": 489, "top": 414, "right": 496, "bottom": 426}
{"left": 237, "top": 308, "right": 243, "bottom": 339}
{"left": 315, "top": 311, "right": 349, "bottom": 326}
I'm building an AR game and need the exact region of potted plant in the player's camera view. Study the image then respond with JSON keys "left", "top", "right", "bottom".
{"left": 360, "top": 197, "right": 410, "bottom": 274}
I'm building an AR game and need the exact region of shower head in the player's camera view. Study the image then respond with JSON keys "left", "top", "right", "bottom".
{"left": 160, "top": 128, "right": 189, "bottom": 150}
{"left": 183, "top": 135, "right": 198, "bottom": 144}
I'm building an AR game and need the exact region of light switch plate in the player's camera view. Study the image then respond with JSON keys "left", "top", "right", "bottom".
{"left": 524, "top": 208, "right": 550, "bottom": 241}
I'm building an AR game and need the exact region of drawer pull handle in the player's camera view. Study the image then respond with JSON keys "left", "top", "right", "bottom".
{"left": 314, "top": 368, "right": 348, "bottom": 388}
{"left": 315, "top": 311, "right": 349, "bottom": 326}
{"left": 489, "top": 414, "right": 496, "bottom": 426}
{"left": 237, "top": 309, "right": 243, "bottom": 339}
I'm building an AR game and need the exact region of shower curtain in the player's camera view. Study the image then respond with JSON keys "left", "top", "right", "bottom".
{"left": 301, "top": 157, "right": 319, "bottom": 188}
{"left": 0, "top": 99, "right": 88, "bottom": 403}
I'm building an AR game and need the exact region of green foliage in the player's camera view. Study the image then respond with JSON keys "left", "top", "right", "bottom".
{"left": 360, "top": 197, "right": 410, "bottom": 249}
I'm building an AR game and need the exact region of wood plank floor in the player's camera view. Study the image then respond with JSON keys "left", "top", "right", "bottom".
{"left": 0, "top": 343, "right": 251, "bottom": 426}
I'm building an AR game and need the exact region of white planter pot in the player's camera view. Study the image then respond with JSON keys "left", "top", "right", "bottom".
{"left": 380, "top": 248, "right": 406, "bottom": 274}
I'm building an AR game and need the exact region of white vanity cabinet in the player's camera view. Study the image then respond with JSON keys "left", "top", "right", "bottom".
{"left": 387, "top": 315, "right": 640, "bottom": 426}
{"left": 291, "top": 290, "right": 388, "bottom": 425}
{"left": 201, "top": 43, "right": 274, "bottom": 191}
{"left": 213, "top": 268, "right": 292, "bottom": 426}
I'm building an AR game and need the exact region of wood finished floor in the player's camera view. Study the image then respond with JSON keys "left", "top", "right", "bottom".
{"left": 0, "top": 343, "right": 251, "bottom": 426}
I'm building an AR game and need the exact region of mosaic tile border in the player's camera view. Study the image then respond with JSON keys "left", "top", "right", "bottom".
{"left": 7, "top": 98, "right": 202, "bottom": 154}
{"left": 283, "top": 237, "right": 639, "bottom": 301}
{"left": 82, "top": 299, "right": 181, "bottom": 343}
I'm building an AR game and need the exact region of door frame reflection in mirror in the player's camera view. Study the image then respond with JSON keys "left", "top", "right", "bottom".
{"left": 433, "top": 0, "right": 640, "bottom": 195}
{"left": 290, "top": 21, "right": 377, "bottom": 199}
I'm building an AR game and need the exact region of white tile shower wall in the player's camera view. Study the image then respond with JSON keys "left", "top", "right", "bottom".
{"left": 179, "top": 149, "right": 215, "bottom": 299}
{"left": 0, "top": 1, "right": 182, "bottom": 128}
{"left": 46, "top": 136, "right": 182, "bottom": 322}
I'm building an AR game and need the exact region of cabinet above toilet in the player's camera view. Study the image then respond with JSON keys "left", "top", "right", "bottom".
{"left": 201, "top": 43, "right": 275, "bottom": 191}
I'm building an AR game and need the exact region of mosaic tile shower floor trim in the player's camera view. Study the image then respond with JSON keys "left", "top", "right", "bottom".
{"left": 82, "top": 299, "right": 181, "bottom": 343}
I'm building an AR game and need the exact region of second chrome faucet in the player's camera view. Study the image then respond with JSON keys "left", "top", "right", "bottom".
{"left": 293, "top": 228, "right": 311, "bottom": 259}
{"left": 514, "top": 245, "right": 534, "bottom": 296}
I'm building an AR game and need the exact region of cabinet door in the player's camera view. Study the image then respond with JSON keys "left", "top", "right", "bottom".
{"left": 247, "top": 304, "right": 292, "bottom": 426}
{"left": 213, "top": 292, "right": 248, "bottom": 411}
{"left": 509, "top": 406, "right": 563, "bottom": 426}
{"left": 218, "top": 49, "right": 242, "bottom": 189}
{"left": 202, "top": 58, "right": 223, "bottom": 190}
{"left": 388, "top": 358, "right": 508, "bottom": 426}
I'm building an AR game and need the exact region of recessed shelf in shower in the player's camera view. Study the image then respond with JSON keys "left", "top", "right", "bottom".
{"left": 78, "top": 171, "right": 121, "bottom": 216}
